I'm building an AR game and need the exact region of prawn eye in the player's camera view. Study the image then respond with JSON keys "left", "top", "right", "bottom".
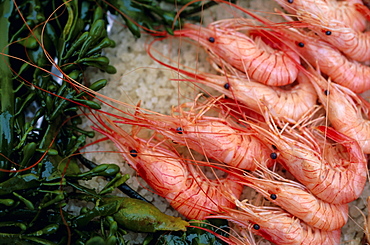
{"left": 297, "top": 42, "right": 304, "bottom": 47}
{"left": 325, "top": 30, "right": 332, "bottom": 35}
{"left": 224, "top": 83, "right": 230, "bottom": 89}
{"left": 208, "top": 37, "right": 215, "bottom": 43}
{"left": 287, "top": 0, "right": 293, "bottom": 3}
{"left": 324, "top": 90, "right": 329, "bottom": 95}
{"left": 270, "top": 152, "right": 278, "bottom": 159}
{"left": 176, "top": 127, "right": 183, "bottom": 134}
{"left": 130, "top": 149, "right": 138, "bottom": 157}
{"left": 270, "top": 194, "right": 277, "bottom": 200}
{"left": 272, "top": 145, "right": 277, "bottom": 150}
{"left": 253, "top": 224, "right": 260, "bottom": 230}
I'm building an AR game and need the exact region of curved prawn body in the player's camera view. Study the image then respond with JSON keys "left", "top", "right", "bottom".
{"left": 279, "top": 29, "right": 370, "bottom": 93}
{"left": 182, "top": 71, "right": 317, "bottom": 123}
{"left": 298, "top": 10, "right": 370, "bottom": 62}
{"left": 211, "top": 203, "right": 341, "bottom": 245}
{"left": 174, "top": 23, "right": 300, "bottom": 86}
{"left": 91, "top": 114, "right": 243, "bottom": 220}
{"left": 120, "top": 112, "right": 273, "bottom": 170}
{"left": 274, "top": 0, "right": 367, "bottom": 32}
{"left": 250, "top": 123, "right": 367, "bottom": 204}
{"left": 237, "top": 168, "right": 348, "bottom": 231}
{"left": 309, "top": 70, "right": 370, "bottom": 154}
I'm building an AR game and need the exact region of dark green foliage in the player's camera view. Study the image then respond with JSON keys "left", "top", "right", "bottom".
{"left": 0, "top": 0, "right": 229, "bottom": 243}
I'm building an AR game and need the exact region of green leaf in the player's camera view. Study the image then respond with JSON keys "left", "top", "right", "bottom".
{"left": 0, "top": 174, "right": 39, "bottom": 196}
{"left": 0, "top": 0, "right": 15, "bottom": 180}
{"left": 103, "top": 197, "right": 189, "bottom": 233}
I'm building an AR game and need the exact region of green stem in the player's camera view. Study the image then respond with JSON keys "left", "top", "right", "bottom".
{"left": 0, "top": 0, "right": 14, "bottom": 179}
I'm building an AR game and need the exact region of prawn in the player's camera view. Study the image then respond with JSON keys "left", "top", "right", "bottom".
{"left": 235, "top": 163, "right": 348, "bottom": 231}
{"left": 269, "top": 28, "right": 370, "bottom": 93}
{"left": 115, "top": 106, "right": 274, "bottom": 170}
{"left": 297, "top": 10, "right": 370, "bottom": 62}
{"left": 309, "top": 68, "right": 370, "bottom": 154}
{"left": 209, "top": 202, "right": 341, "bottom": 245}
{"left": 173, "top": 23, "right": 301, "bottom": 86}
{"left": 248, "top": 120, "right": 367, "bottom": 204}
{"left": 91, "top": 114, "right": 243, "bottom": 220}
{"left": 181, "top": 71, "right": 317, "bottom": 123}
{"left": 274, "top": 0, "right": 367, "bottom": 32}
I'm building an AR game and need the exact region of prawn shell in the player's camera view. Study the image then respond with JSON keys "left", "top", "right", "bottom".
{"left": 175, "top": 23, "right": 300, "bottom": 86}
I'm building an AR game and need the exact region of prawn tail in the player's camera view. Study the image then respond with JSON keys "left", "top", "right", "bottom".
{"left": 248, "top": 28, "right": 301, "bottom": 64}
{"left": 254, "top": 27, "right": 317, "bottom": 72}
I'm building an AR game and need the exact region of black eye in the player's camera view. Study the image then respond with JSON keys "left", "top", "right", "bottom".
{"left": 208, "top": 37, "right": 215, "bottom": 43}
{"left": 270, "top": 152, "right": 277, "bottom": 159}
{"left": 176, "top": 127, "right": 183, "bottom": 134}
{"left": 287, "top": 0, "right": 293, "bottom": 3}
{"left": 253, "top": 224, "right": 260, "bottom": 230}
{"left": 130, "top": 149, "right": 138, "bottom": 157}
{"left": 324, "top": 90, "right": 329, "bottom": 95}
{"left": 325, "top": 30, "right": 332, "bottom": 35}
{"left": 270, "top": 194, "right": 277, "bottom": 200}
{"left": 224, "top": 83, "right": 230, "bottom": 89}
{"left": 297, "top": 42, "right": 304, "bottom": 47}
{"left": 272, "top": 145, "right": 277, "bottom": 150}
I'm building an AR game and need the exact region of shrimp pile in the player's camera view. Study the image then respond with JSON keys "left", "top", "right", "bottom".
{"left": 84, "top": 1, "right": 370, "bottom": 244}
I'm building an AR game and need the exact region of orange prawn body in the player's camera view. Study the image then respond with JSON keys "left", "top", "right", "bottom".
{"left": 250, "top": 123, "right": 367, "bottom": 204}
{"left": 120, "top": 112, "right": 273, "bottom": 170}
{"left": 310, "top": 70, "right": 370, "bottom": 154}
{"left": 92, "top": 114, "right": 243, "bottom": 220}
{"left": 278, "top": 29, "right": 370, "bottom": 93}
{"left": 297, "top": 9, "right": 370, "bottom": 62}
{"left": 174, "top": 23, "right": 300, "bottom": 86}
{"left": 211, "top": 204, "right": 341, "bottom": 245}
{"left": 184, "top": 71, "right": 317, "bottom": 123}
{"left": 238, "top": 170, "right": 349, "bottom": 231}
{"left": 275, "top": 0, "right": 367, "bottom": 31}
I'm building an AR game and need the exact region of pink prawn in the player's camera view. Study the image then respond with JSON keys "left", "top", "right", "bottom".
{"left": 114, "top": 107, "right": 274, "bottom": 170}
{"left": 297, "top": 9, "right": 370, "bottom": 62}
{"left": 173, "top": 22, "right": 301, "bottom": 86}
{"left": 210, "top": 202, "right": 341, "bottom": 245}
{"left": 267, "top": 28, "right": 370, "bottom": 93}
{"left": 309, "top": 68, "right": 370, "bottom": 154}
{"left": 235, "top": 164, "right": 348, "bottom": 231}
{"left": 274, "top": 0, "right": 367, "bottom": 32}
{"left": 249, "top": 121, "right": 367, "bottom": 204}
{"left": 91, "top": 114, "right": 243, "bottom": 220}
